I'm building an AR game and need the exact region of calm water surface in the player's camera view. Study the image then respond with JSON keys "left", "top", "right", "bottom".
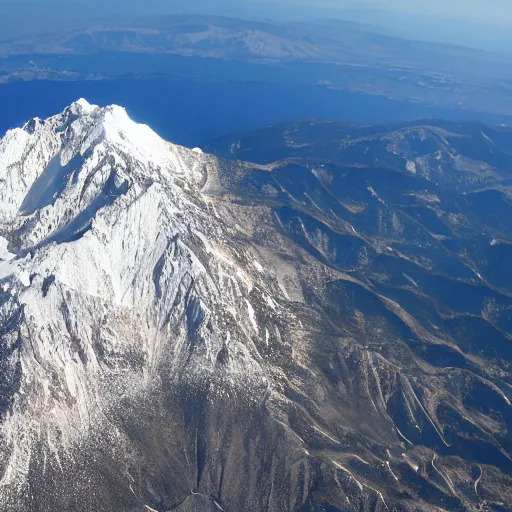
{"left": 2, "top": 78, "right": 511, "bottom": 147}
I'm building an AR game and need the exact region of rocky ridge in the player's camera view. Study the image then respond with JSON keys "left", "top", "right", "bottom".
{"left": 0, "top": 101, "right": 510, "bottom": 511}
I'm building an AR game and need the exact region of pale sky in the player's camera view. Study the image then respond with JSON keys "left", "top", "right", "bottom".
{"left": 1, "top": 0, "right": 511, "bottom": 23}
{"left": 286, "top": 0, "right": 512, "bottom": 24}
{"left": 1, "top": 0, "right": 510, "bottom": 18}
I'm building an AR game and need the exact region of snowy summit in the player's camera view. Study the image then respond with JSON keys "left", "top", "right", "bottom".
{"left": 0, "top": 99, "right": 278, "bottom": 509}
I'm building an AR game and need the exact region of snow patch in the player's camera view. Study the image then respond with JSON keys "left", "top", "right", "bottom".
{"left": 253, "top": 260, "right": 264, "bottom": 272}
{"left": 265, "top": 295, "right": 277, "bottom": 310}
{"left": 18, "top": 271, "right": 31, "bottom": 287}
{"left": 245, "top": 299, "right": 258, "bottom": 333}
{"left": 0, "top": 237, "right": 14, "bottom": 262}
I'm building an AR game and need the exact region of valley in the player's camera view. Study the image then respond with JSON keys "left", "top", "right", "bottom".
{"left": 0, "top": 100, "right": 510, "bottom": 511}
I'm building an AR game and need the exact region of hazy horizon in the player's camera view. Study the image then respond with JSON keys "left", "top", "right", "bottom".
{"left": 1, "top": 0, "right": 510, "bottom": 22}
{"left": 0, "top": 0, "right": 511, "bottom": 52}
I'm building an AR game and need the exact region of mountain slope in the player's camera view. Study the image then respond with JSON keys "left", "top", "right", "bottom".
{"left": 0, "top": 102, "right": 510, "bottom": 511}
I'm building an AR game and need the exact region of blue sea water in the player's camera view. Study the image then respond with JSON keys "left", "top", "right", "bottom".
{"left": 1, "top": 77, "right": 511, "bottom": 148}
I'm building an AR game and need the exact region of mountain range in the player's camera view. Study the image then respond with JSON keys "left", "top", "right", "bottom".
{"left": 3, "top": 15, "right": 512, "bottom": 119}
{"left": 0, "top": 101, "right": 510, "bottom": 511}
{"left": 3, "top": 14, "right": 512, "bottom": 80}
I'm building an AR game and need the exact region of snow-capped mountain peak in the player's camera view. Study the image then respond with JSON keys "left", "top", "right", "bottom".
{"left": 0, "top": 101, "right": 275, "bottom": 507}
{"left": 70, "top": 97, "right": 97, "bottom": 114}
{"left": 0, "top": 99, "right": 210, "bottom": 248}
{"left": 2, "top": 99, "right": 511, "bottom": 512}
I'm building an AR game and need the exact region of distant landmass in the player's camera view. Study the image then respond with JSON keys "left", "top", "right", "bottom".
{"left": 2, "top": 15, "right": 512, "bottom": 117}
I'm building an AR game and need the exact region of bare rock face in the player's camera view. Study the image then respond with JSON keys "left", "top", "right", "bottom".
{"left": 0, "top": 102, "right": 510, "bottom": 512}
